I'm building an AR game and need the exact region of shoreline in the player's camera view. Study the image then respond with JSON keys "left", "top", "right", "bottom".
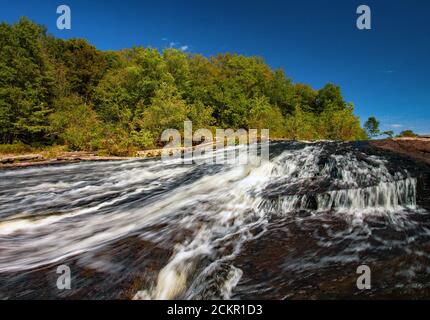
{"left": 0, "top": 143, "right": 213, "bottom": 169}
{"left": 0, "top": 157, "right": 136, "bottom": 170}
{"left": 1, "top": 138, "right": 429, "bottom": 169}
{"left": 0, "top": 152, "right": 137, "bottom": 170}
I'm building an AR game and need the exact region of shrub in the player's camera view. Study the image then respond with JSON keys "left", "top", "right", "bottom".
{"left": 49, "top": 96, "right": 103, "bottom": 151}
{"left": 0, "top": 142, "right": 33, "bottom": 155}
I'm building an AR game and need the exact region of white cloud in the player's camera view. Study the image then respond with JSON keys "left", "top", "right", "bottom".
{"left": 389, "top": 124, "right": 403, "bottom": 129}
{"left": 164, "top": 40, "right": 191, "bottom": 51}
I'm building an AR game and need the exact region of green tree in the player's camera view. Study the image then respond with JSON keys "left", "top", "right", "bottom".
{"left": 314, "top": 83, "right": 346, "bottom": 113}
{"left": 247, "top": 96, "right": 285, "bottom": 137}
{"left": 49, "top": 96, "right": 102, "bottom": 151}
{"left": 140, "top": 82, "right": 188, "bottom": 144}
{"left": 318, "top": 105, "right": 367, "bottom": 141}
{"left": 292, "top": 84, "right": 317, "bottom": 113}
{"left": 263, "top": 69, "right": 294, "bottom": 116}
{"left": 47, "top": 38, "right": 108, "bottom": 99}
{"left": 187, "top": 101, "right": 214, "bottom": 130}
{"left": 382, "top": 130, "right": 394, "bottom": 138}
{"left": 0, "top": 18, "right": 54, "bottom": 144}
{"left": 285, "top": 106, "right": 318, "bottom": 140}
{"left": 397, "top": 130, "right": 418, "bottom": 138}
{"left": 0, "top": 18, "right": 372, "bottom": 153}
{"left": 364, "top": 117, "right": 380, "bottom": 138}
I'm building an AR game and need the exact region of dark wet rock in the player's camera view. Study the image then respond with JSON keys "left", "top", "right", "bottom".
{"left": 231, "top": 141, "right": 430, "bottom": 299}
{"left": 0, "top": 234, "right": 174, "bottom": 300}
{"left": 233, "top": 214, "right": 430, "bottom": 299}
{"left": 370, "top": 138, "right": 430, "bottom": 165}
{"left": 362, "top": 141, "right": 430, "bottom": 211}
{"left": 1, "top": 140, "right": 430, "bottom": 300}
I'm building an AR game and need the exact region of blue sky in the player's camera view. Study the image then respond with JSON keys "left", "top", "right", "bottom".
{"left": 1, "top": 0, "right": 429, "bottom": 134}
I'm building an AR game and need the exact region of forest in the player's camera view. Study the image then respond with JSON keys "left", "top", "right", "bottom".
{"left": 0, "top": 18, "right": 370, "bottom": 156}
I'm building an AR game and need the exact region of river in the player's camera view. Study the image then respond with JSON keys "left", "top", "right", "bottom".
{"left": 0, "top": 141, "right": 429, "bottom": 299}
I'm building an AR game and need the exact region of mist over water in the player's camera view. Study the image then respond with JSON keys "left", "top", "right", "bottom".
{"left": 0, "top": 141, "right": 429, "bottom": 299}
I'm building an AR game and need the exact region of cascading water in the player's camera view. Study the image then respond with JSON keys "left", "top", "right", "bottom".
{"left": 0, "top": 141, "right": 429, "bottom": 299}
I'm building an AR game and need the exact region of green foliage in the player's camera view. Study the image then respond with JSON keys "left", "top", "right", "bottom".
{"left": 315, "top": 84, "right": 346, "bottom": 113}
{"left": 292, "top": 84, "right": 317, "bottom": 113}
{"left": 47, "top": 38, "right": 108, "bottom": 99}
{"left": 0, "top": 17, "right": 54, "bottom": 144}
{"left": 364, "top": 117, "right": 380, "bottom": 138}
{"left": 49, "top": 96, "right": 102, "bottom": 151}
{"left": 397, "top": 130, "right": 418, "bottom": 138}
{"left": 317, "top": 105, "right": 367, "bottom": 141}
{"left": 187, "top": 101, "right": 214, "bottom": 130}
{"left": 284, "top": 105, "right": 367, "bottom": 141}
{"left": 130, "top": 129, "right": 155, "bottom": 149}
{"left": 284, "top": 106, "right": 318, "bottom": 140}
{"left": 247, "top": 96, "right": 285, "bottom": 137}
{"left": 0, "top": 18, "right": 370, "bottom": 154}
{"left": 0, "top": 142, "right": 33, "bottom": 155}
{"left": 382, "top": 130, "right": 394, "bottom": 138}
{"left": 141, "top": 82, "right": 188, "bottom": 142}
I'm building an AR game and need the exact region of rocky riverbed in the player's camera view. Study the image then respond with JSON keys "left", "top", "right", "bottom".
{"left": 0, "top": 140, "right": 429, "bottom": 299}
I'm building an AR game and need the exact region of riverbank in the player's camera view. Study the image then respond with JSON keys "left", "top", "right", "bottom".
{"left": 0, "top": 151, "right": 135, "bottom": 169}
{"left": 1, "top": 138, "right": 429, "bottom": 169}
{"left": 0, "top": 143, "right": 210, "bottom": 169}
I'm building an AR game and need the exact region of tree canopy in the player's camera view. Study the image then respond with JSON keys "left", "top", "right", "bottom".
{"left": 397, "top": 130, "right": 418, "bottom": 138}
{"left": 0, "top": 18, "right": 369, "bottom": 155}
{"left": 364, "top": 117, "right": 380, "bottom": 138}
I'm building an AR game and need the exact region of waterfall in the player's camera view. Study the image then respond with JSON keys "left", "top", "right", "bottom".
{"left": 0, "top": 141, "right": 426, "bottom": 299}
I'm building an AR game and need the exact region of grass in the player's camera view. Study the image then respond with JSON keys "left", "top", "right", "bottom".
{"left": 0, "top": 143, "right": 34, "bottom": 155}
{"left": 0, "top": 143, "right": 68, "bottom": 159}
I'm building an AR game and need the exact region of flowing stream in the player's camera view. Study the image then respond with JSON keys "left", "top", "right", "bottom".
{"left": 0, "top": 141, "right": 429, "bottom": 299}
